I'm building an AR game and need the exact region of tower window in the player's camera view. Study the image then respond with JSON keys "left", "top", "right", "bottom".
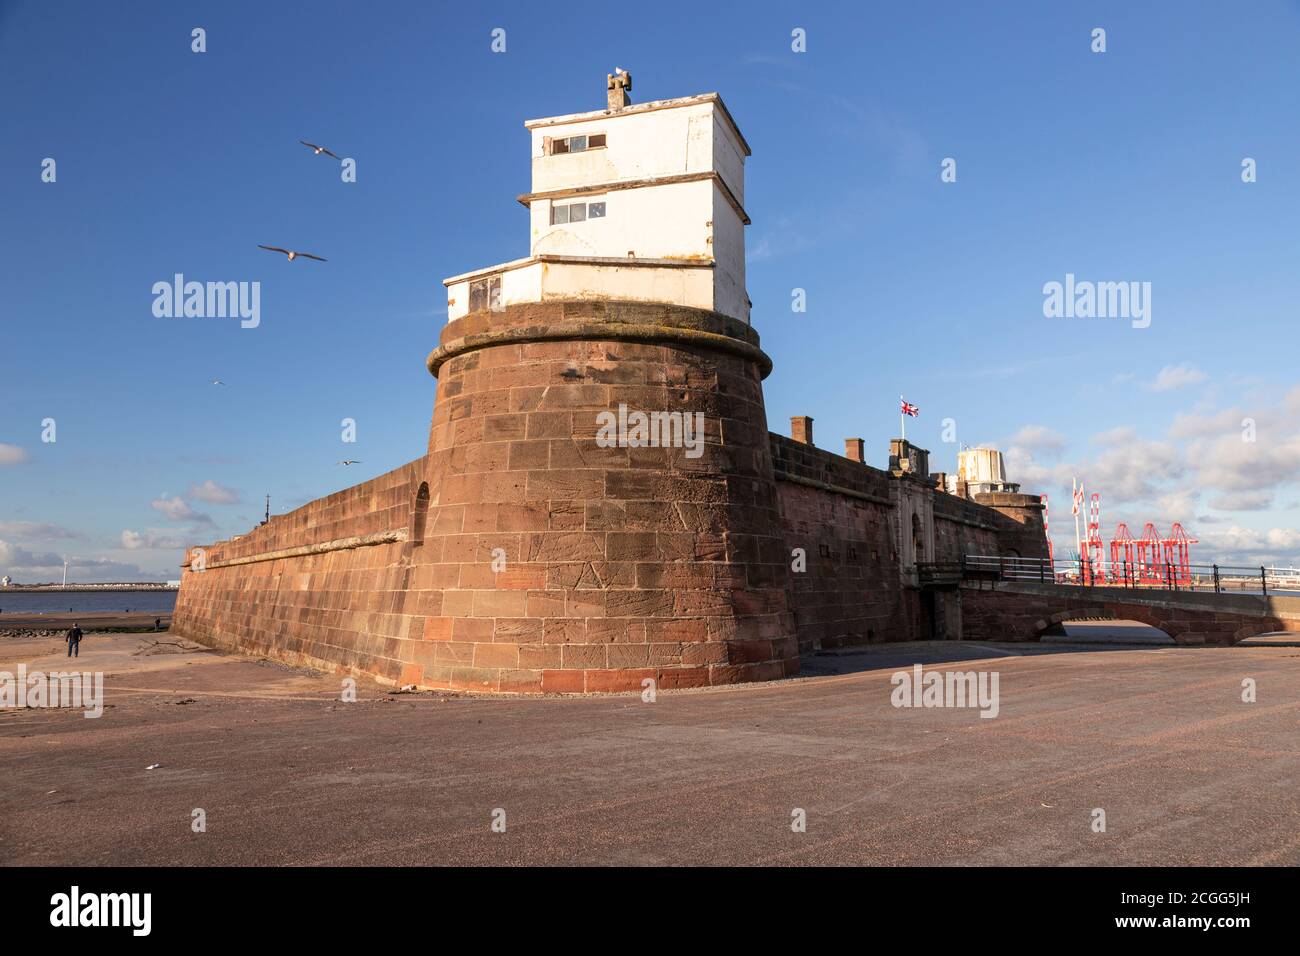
{"left": 551, "top": 200, "right": 607, "bottom": 225}
{"left": 549, "top": 133, "right": 606, "bottom": 154}
{"left": 468, "top": 274, "right": 503, "bottom": 312}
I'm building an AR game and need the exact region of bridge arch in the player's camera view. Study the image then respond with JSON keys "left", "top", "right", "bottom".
{"left": 1033, "top": 607, "right": 1114, "bottom": 637}
{"left": 959, "top": 579, "right": 1299, "bottom": 646}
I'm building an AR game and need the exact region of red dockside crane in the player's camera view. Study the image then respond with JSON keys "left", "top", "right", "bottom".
{"left": 1163, "top": 522, "right": 1198, "bottom": 586}
{"left": 1135, "top": 523, "right": 1164, "bottom": 585}
{"left": 1081, "top": 492, "right": 1105, "bottom": 583}
{"left": 1110, "top": 522, "right": 1135, "bottom": 584}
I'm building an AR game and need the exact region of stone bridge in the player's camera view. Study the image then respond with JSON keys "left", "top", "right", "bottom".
{"left": 958, "top": 580, "right": 1300, "bottom": 645}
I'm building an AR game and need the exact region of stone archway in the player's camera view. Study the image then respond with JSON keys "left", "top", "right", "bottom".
{"left": 1032, "top": 607, "right": 1114, "bottom": 638}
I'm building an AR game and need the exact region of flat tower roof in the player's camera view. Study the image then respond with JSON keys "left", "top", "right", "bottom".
{"left": 523, "top": 92, "right": 751, "bottom": 157}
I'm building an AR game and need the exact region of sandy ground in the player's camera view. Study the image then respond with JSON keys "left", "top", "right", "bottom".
{"left": 1, "top": 629, "right": 1297, "bottom": 866}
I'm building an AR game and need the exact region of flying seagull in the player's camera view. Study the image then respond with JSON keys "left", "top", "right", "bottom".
{"left": 337, "top": 460, "right": 361, "bottom": 466}
{"left": 211, "top": 378, "right": 225, "bottom": 386}
{"left": 258, "top": 245, "right": 327, "bottom": 262}
{"left": 299, "top": 139, "right": 341, "bottom": 160}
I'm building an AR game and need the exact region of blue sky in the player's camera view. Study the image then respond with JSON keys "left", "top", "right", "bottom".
{"left": 3, "top": 0, "right": 1300, "bottom": 581}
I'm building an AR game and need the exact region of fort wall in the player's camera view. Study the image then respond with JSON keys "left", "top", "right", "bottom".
{"left": 171, "top": 457, "right": 433, "bottom": 684}
{"left": 414, "top": 300, "right": 796, "bottom": 693}
{"left": 769, "top": 434, "right": 920, "bottom": 649}
{"left": 173, "top": 301, "right": 1050, "bottom": 692}
{"left": 766, "top": 435, "right": 1046, "bottom": 652}
{"left": 172, "top": 77, "right": 1051, "bottom": 693}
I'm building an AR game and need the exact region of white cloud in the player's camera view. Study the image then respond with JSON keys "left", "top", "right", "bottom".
{"left": 1195, "top": 526, "right": 1300, "bottom": 565}
{"left": 0, "top": 540, "right": 159, "bottom": 582}
{"left": 1167, "top": 407, "right": 1244, "bottom": 440}
{"left": 0, "top": 443, "right": 29, "bottom": 466}
{"left": 0, "top": 539, "right": 61, "bottom": 570}
{"left": 1154, "top": 490, "right": 1201, "bottom": 523}
{"left": 188, "top": 479, "right": 240, "bottom": 505}
{"left": 1189, "top": 432, "right": 1300, "bottom": 494}
{"left": 0, "top": 521, "right": 80, "bottom": 540}
{"left": 120, "top": 529, "right": 190, "bottom": 551}
{"left": 1091, "top": 426, "right": 1138, "bottom": 446}
{"left": 151, "top": 494, "right": 211, "bottom": 524}
{"left": 1207, "top": 490, "right": 1274, "bottom": 511}
{"left": 1148, "top": 363, "right": 1207, "bottom": 392}
{"left": 1081, "top": 435, "right": 1184, "bottom": 503}
{"left": 1002, "top": 446, "right": 1072, "bottom": 491}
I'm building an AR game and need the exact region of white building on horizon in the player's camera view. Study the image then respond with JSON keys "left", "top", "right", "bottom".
{"left": 945, "top": 446, "right": 1022, "bottom": 496}
{"left": 444, "top": 70, "right": 752, "bottom": 324}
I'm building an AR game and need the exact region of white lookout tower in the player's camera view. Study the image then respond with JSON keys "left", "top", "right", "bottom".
{"left": 443, "top": 70, "right": 752, "bottom": 324}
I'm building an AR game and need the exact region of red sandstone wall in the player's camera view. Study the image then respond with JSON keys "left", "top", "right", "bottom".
{"left": 770, "top": 435, "right": 919, "bottom": 649}
{"left": 769, "top": 435, "right": 1032, "bottom": 651}
{"left": 413, "top": 301, "right": 799, "bottom": 693}
{"left": 969, "top": 492, "right": 1050, "bottom": 559}
{"left": 931, "top": 492, "right": 1006, "bottom": 561}
{"left": 172, "top": 298, "right": 1049, "bottom": 691}
{"left": 171, "top": 457, "right": 433, "bottom": 684}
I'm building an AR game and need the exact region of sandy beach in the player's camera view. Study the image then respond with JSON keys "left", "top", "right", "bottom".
{"left": 0, "top": 612, "right": 172, "bottom": 635}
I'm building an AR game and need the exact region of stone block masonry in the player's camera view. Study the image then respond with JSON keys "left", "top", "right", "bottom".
{"left": 172, "top": 301, "right": 1049, "bottom": 693}
{"left": 171, "top": 458, "right": 434, "bottom": 685}
{"left": 960, "top": 580, "right": 1300, "bottom": 645}
{"left": 417, "top": 300, "right": 795, "bottom": 693}
{"left": 176, "top": 301, "right": 803, "bottom": 692}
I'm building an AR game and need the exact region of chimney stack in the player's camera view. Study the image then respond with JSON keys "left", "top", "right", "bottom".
{"left": 791, "top": 416, "right": 813, "bottom": 446}
{"left": 845, "top": 438, "right": 865, "bottom": 463}
{"left": 607, "top": 68, "right": 632, "bottom": 111}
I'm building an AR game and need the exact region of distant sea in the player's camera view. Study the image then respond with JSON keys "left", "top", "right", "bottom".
{"left": 0, "top": 590, "right": 179, "bottom": 615}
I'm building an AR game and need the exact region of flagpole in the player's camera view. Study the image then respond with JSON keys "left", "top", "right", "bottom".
{"left": 899, "top": 395, "right": 905, "bottom": 441}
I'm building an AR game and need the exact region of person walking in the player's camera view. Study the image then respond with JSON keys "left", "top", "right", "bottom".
{"left": 66, "top": 623, "right": 83, "bottom": 658}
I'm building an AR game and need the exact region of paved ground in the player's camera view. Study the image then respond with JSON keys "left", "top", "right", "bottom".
{"left": 1, "top": 630, "right": 1297, "bottom": 866}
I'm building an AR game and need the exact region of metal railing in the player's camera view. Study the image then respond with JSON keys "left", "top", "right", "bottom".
{"left": 960, "top": 555, "right": 1293, "bottom": 595}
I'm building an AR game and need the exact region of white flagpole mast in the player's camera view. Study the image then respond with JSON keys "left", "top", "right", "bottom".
{"left": 900, "top": 395, "right": 905, "bottom": 441}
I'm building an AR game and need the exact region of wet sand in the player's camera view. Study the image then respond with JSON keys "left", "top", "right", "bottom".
{"left": 0, "top": 611, "right": 172, "bottom": 633}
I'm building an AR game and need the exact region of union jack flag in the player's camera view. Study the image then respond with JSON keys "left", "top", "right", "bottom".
{"left": 900, "top": 400, "right": 919, "bottom": 417}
